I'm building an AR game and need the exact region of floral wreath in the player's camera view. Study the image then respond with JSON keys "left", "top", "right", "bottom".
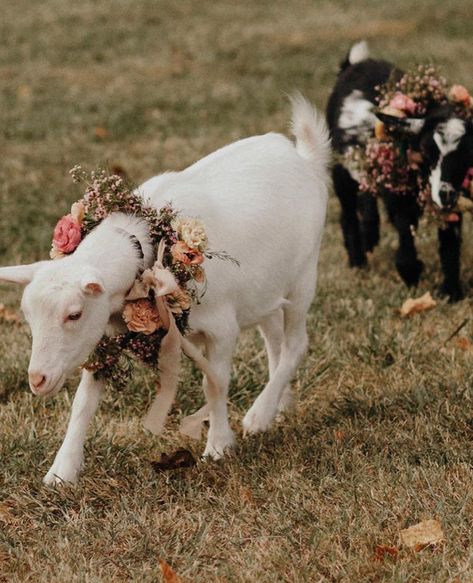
{"left": 343, "top": 65, "right": 473, "bottom": 223}
{"left": 50, "top": 167, "right": 237, "bottom": 436}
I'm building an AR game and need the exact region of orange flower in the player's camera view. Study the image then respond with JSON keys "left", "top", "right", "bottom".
{"left": 193, "top": 266, "right": 206, "bottom": 283}
{"left": 123, "top": 298, "right": 162, "bottom": 334}
{"left": 449, "top": 84, "right": 471, "bottom": 107}
{"left": 166, "top": 287, "right": 191, "bottom": 314}
{"left": 171, "top": 241, "right": 204, "bottom": 265}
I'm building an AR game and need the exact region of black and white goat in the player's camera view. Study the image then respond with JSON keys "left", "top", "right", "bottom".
{"left": 327, "top": 41, "right": 473, "bottom": 301}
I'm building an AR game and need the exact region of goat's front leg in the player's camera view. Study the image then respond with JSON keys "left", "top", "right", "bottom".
{"left": 201, "top": 332, "right": 237, "bottom": 460}
{"left": 44, "top": 370, "right": 103, "bottom": 485}
{"left": 438, "top": 217, "right": 463, "bottom": 302}
{"left": 383, "top": 193, "right": 423, "bottom": 286}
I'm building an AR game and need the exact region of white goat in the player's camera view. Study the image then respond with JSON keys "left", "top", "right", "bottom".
{"left": 0, "top": 96, "right": 330, "bottom": 484}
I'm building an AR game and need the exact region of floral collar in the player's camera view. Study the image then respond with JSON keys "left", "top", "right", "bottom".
{"left": 343, "top": 65, "right": 473, "bottom": 223}
{"left": 51, "top": 166, "right": 214, "bottom": 388}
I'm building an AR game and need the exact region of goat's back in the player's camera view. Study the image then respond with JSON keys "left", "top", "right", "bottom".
{"left": 139, "top": 132, "right": 327, "bottom": 330}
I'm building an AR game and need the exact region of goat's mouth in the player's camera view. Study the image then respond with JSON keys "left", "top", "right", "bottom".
{"left": 31, "top": 373, "right": 66, "bottom": 397}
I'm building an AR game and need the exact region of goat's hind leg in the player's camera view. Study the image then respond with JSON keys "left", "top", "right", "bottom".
{"left": 333, "top": 164, "right": 366, "bottom": 267}
{"left": 359, "top": 191, "right": 380, "bottom": 254}
{"left": 243, "top": 299, "right": 310, "bottom": 434}
{"left": 258, "top": 310, "right": 293, "bottom": 414}
{"left": 44, "top": 370, "right": 103, "bottom": 485}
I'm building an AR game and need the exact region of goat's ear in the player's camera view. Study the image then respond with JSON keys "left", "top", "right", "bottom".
{"left": 376, "top": 111, "right": 425, "bottom": 135}
{"left": 80, "top": 270, "right": 105, "bottom": 297}
{"left": 0, "top": 262, "right": 48, "bottom": 285}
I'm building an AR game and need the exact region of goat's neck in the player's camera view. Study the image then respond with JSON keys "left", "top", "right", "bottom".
{"left": 74, "top": 213, "right": 155, "bottom": 301}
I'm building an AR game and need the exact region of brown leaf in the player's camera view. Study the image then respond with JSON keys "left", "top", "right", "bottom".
{"left": 374, "top": 544, "right": 398, "bottom": 561}
{"left": 94, "top": 126, "right": 109, "bottom": 139}
{"left": 0, "top": 303, "right": 20, "bottom": 323}
{"left": 400, "top": 292, "right": 436, "bottom": 318}
{"left": 151, "top": 448, "right": 196, "bottom": 473}
{"left": 159, "top": 560, "right": 183, "bottom": 583}
{"left": 399, "top": 519, "right": 445, "bottom": 550}
{"left": 455, "top": 336, "right": 473, "bottom": 352}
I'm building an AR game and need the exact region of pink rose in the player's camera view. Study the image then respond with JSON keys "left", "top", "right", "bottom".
{"left": 389, "top": 92, "right": 417, "bottom": 115}
{"left": 52, "top": 214, "right": 82, "bottom": 254}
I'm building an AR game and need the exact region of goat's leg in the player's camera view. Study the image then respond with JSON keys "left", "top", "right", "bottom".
{"left": 332, "top": 164, "right": 366, "bottom": 267}
{"left": 359, "top": 191, "right": 380, "bottom": 253}
{"left": 438, "top": 217, "right": 463, "bottom": 302}
{"left": 44, "top": 370, "right": 103, "bottom": 485}
{"left": 258, "top": 310, "right": 292, "bottom": 414}
{"left": 383, "top": 192, "right": 423, "bottom": 286}
{"left": 243, "top": 301, "right": 310, "bottom": 434}
{"left": 202, "top": 332, "right": 237, "bottom": 460}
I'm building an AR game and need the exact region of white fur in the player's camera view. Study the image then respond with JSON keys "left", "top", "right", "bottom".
{"left": 430, "top": 119, "right": 466, "bottom": 206}
{"left": 339, "top": 90, "right": 377, "bottom": 139}
{"left": 348, "top": 41, "right": 369, "bottom": 65}
{"left": 0, "top": 97, "right": 330, "bottom": 484}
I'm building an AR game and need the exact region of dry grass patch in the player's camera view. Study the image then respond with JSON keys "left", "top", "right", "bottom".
{"left": 2, "top": 0, "right": 473, "bottom": 581}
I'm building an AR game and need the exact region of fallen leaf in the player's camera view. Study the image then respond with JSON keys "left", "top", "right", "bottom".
{"left": 374, "top": 544, "right": 398, "bottom": 561}
{"left": 334, "top": 430, "right": 345, "bottom": 442}
{"left": 400, "top": 292, "right": 436, "bottom": 318}
{"left": 0, "top": 502, "right": 16, "bottom": 525}
{"left": 0, "top": 304, "right": 20, "bottom": 323}
{"left": 399, "top": 519, "right": 444, "bottom": 551}
{"left": 151, "top": 448, "right": 196, "bottom": 473}
{"left": 455, "top": 336, "right": 473, "bottom": 352}
{"left": 159, "top": 559, "right": 183, "bottom": 583}
{"left": 94, "top": 126, "right": 109, "bottom": 139}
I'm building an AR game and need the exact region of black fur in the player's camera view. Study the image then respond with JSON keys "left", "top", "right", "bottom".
{"left": 326, "top": 46, "right": 473, "bottom": 301}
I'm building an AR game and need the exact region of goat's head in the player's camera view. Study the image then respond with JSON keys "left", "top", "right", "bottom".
{"left": 0, "top": 259, "right": 110, "bottom": 396}
{"left": 377, "top": 107, "right": 473, "bottom": 211}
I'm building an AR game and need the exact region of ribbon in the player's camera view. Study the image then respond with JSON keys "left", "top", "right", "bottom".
{"left": 128, "top": 239, "right": 218, "bottom": 439}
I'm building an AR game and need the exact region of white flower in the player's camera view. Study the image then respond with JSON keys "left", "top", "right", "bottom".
{"left": 172, "top": 217, "right": 208, "bottom": 252}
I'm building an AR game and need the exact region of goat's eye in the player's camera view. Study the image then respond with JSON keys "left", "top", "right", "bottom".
{"left": 67, "top": 312, "right": 82, "bottom": 321}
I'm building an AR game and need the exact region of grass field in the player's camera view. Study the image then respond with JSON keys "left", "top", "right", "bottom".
{"left": 1, "top": 1, "right": 473, "bottom": 581}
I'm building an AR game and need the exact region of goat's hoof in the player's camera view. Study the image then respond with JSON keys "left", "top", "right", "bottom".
{"left": 439, "top": 283, "right": 464, "bottom": 303}
{"left": 242, "top": 405, "right": 276, "bottom": 435}
{"left": 202, "top": 430, "right": 235, "bottom": 461}
{"left": 43, "top": 460, "right": 81, "bottom": 486}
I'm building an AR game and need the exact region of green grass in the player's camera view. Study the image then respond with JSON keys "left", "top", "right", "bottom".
{"left": 2, "top": 0, "right": 473, "bottom": 581}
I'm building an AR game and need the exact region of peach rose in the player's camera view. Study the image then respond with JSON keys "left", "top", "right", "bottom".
{"left": 166, "top": 288, "right": 191, "bottom": 314}
{"left": 123, "top": 299, "right": 162, "bottom": 334}
{"left": 449, "top": 84, "right": 471, "bottom": 107}
{"left": 389, "top": 92, "right": 417, "bottom": 115}
{"left": 171, "top": 241, "right": 204, "bottom": 265}
{"left": 52, "top": 214, "right": 82, "bottom": 254}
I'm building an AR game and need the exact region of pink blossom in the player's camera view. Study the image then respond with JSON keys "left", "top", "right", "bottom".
{"left": 52, "top": 214, "right": 82, "bottom": 254}
{"left": 389, "top": 92, "right": 417, "bottom": 115}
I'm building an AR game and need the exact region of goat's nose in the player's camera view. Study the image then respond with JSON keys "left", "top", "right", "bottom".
{"left": 28, "top": 372, "right": 47, "bottom": 393}
{"left": 439, "top": 183, "right": 456, "bottom": 208}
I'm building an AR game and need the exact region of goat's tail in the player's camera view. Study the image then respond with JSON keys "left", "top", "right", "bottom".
{"left": 339, "top": 40, "right": 369, "bottom": 72}
{"left": 290, "top": 93, "right": 331, "bottom": 175}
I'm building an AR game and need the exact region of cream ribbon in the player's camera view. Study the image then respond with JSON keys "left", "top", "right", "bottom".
{"left": 127, "top": 240, "right": 219, "bottom": 439}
